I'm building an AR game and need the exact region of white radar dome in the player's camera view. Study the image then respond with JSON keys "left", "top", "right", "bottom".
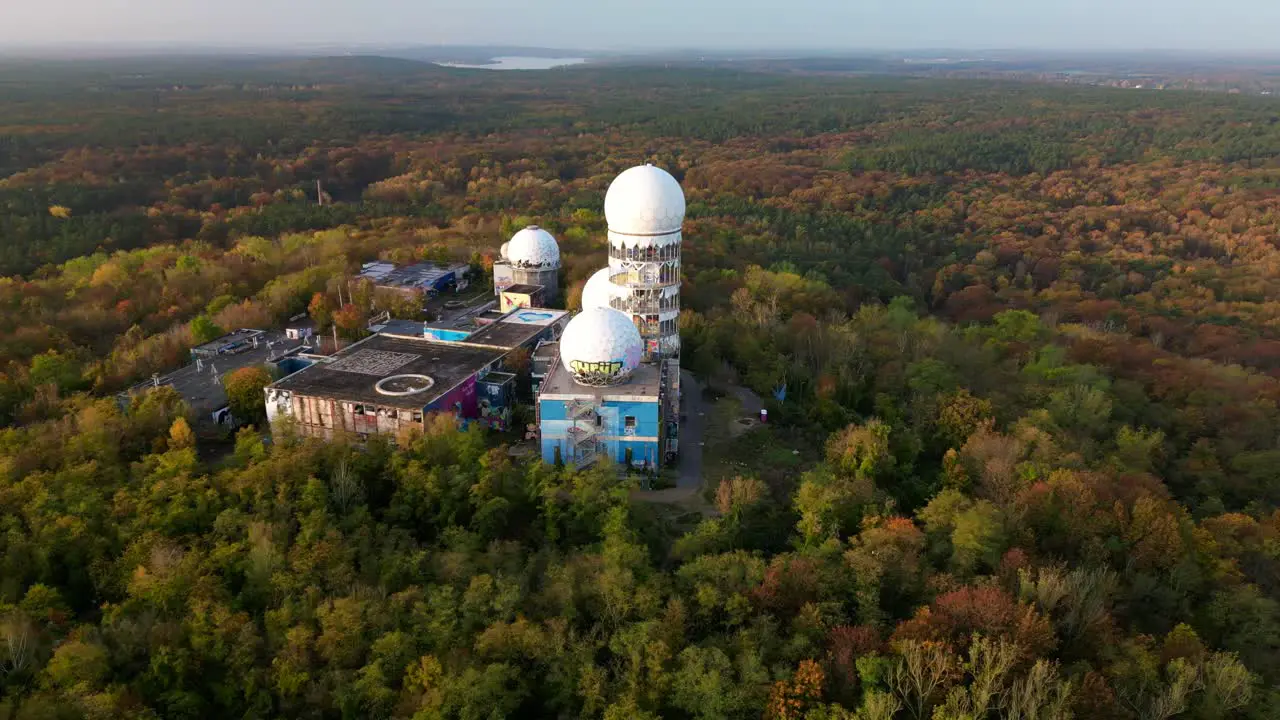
{"left": 506, "top": 225, "right": 560, "bottom": 269}
{"left": 559, "top": 307, "right": 643, "bottom": 386}
{"left": 580, "top": 267, "right": 619, "bottom": 311}
{"left": 604, "top": 164, "right": 686, "bottom": 236}
{"left": 499, "top": 241, "right": 510, "bottom": 260}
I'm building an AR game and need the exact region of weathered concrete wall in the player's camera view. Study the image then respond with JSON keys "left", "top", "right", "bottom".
{"left": 285, "top": 394, "right": 424, "bottom": 440}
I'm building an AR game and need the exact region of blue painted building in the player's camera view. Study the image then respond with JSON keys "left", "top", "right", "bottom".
{"left": 538, "top": 361, "right": 667, "bottom": 469}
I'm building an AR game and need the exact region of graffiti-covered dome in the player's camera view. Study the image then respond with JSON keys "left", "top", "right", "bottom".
{"left": 559, "top": 307, "right": 642, "bottom": 386}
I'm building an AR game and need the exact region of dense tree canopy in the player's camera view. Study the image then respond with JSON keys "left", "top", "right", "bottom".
{"left": 1, "top": 57, "right": 1280, "bottom": 718}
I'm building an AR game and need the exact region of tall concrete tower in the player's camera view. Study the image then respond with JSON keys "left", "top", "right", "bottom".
{"left": 603, "top": 164, "right": 686, "bottom": 462}
{"left": 603, "top": 164, "right": 685, "bottom": 363}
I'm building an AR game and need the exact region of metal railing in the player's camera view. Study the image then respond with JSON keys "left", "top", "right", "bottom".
{"left": 566, "top": 399, "right": 597, "bottom": 422}
{"left": 609, "top": 270, "right": 680, "bottom": 289}
{"left": 612, "top": 298, "right": 679, "bottom": 315}
{"left": 568, "top": 423, "right": 598, "bottom": 447}
{"left": 574, "top": 449, "right": 598, "bottom": 469}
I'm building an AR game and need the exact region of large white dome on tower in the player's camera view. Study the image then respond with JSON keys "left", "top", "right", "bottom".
{"left": 506, "top": 225, "right": 560, "bottom": 268}
{"left": 559, "top": 307, "right": 643, "bottom": 386}
{"left": 604, "top": 164, "right": 686, "bottom": 236}
{"left": 580, "top": 267, "right": 619, "bottom": 311}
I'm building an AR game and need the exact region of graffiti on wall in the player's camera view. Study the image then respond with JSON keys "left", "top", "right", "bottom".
{"left": 478, "top": 397, "right": 511, "bottom": 431}
{"left": 427, "top": 376, "right": 478, "bottom": 419}
{"left": 569, "top": 359, "right": 624, "bottom": 377}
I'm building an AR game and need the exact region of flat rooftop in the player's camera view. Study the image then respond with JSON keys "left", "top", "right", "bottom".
{"left": 372, "top": 319, "right": 428, "bottom": 336}
{"left": 125, "top": 330, "right": 306, "bottom": 416}
{"left": 464, "top": 308, "right": 567, "bottom": 350}
{"left": 533, "top": 340, "right": 559, "bottom": 362}
{"left": 532, "top": 341, "right": 559, "bottom": 378}
{"left": 503, "top": 283, "right": 543, "bottom": 294}
{"left": 270, "top": 334, "right": 506, "bottom": 410}
{"left": 359, "top": 261, "right": 468, "bottom": 291}
{"left": 192, "top": 328, "right": 265, "bottom": 356}
{"left": 483, "top": 371, "right": 517, "bottom": 386}
{"left": 539, "top": 357, "right": 662, "bottom": 403}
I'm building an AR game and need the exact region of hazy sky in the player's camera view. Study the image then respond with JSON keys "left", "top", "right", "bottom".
{"left": 3, "top": 0, "right": 1279, "bottom": 53}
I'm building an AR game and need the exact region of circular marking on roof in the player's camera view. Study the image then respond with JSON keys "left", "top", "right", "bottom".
{"left": 375, "top": 374, "right": 436, "bottom": 396}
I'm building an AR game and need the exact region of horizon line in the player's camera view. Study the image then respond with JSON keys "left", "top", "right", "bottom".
{"left": 4, "top": 43, "right": 1280, "bottom": 60}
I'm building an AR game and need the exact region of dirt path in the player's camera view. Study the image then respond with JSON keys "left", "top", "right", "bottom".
{"left": 675, "top": 369, "right": 705, "bottom": 490}
{"left": 630, "top": 371, "right": 765, "bottom": 510}
{"left": 730, "top": 384, "right": 764, "bottom": 416}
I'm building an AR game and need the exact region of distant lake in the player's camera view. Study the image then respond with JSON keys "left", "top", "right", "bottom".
{"left": 434, "top": 56, "right": 587, "bottom": 71}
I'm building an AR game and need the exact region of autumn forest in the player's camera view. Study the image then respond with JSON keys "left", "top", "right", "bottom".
{"left": 2, "top": 56, "right": 1280, "bottom": 719}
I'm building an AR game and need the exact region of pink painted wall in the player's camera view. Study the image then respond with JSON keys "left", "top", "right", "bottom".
{"left": 426, "top": 375, "right": 479, "bottom": 419}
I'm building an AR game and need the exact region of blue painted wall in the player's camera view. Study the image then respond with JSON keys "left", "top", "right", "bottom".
{"left": 539, "top": 394, "right": 663, "bottom": 468}
{"left": 608, "top": 399, "right": 660, "bottom": 439}
{"left": 614, "top": 439, "right": 660, "bottom": 467}
{"left": 540, "top": 399, "right": 567, "bottom": 422}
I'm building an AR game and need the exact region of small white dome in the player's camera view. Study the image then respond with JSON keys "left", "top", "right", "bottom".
{"left": 499, "top": 242, "right": 510, "bottom": 260}
{"left": 559, "top": 307, "right": 643, "bottom": 386}
{"left": 580, "top": 267, "right": 619, "bottom": 311}
{"left": 506, "top": 225, "right": 560, "bottom": 269}
{"left": 604, "top": 164, "right": 686, "bottom": 237}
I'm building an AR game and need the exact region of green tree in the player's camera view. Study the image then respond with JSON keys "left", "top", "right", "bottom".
{"left": 29, "top": 351, "right": 84, "bottom": 393}
{"left": 795, "top": 468, "right": 875, "bottom": 545}
{"left": 918, "top": 489, "right": 1006, "bottom": 575}
{"left": 224, "top": 366, "right": 272, "bottom": 423}
{"left": 982, "top": 310, "right": 1046, "bottom": 358}
{"left": 44, "top": 639, "right": 110, "bottom": 691}
{"left": 190, "top": 314, "right": 225, "bottom": 344}
{"left": 826, "top": 420, "right": 895, "bottom": 483}
{"left": 670, "top": 645, "right": 766, "bottom": 719}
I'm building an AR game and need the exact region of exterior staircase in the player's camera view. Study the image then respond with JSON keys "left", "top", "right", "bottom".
{"left": 566, "top": 400, "right": 602, "bottom": 468}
